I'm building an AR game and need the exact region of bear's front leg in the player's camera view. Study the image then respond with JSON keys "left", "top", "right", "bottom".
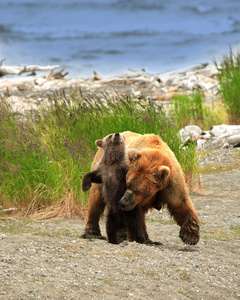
{"left": 82, "top": 171, "right": 102, "bottom": 192}
{"left": 167, "top": 198, "right": 200, "bottom": 245}
{"left": 82, "top": 172, "right": 93, "bottom": 192}
{"left": 81, "top": 183, "right": 106, "bottom": 239}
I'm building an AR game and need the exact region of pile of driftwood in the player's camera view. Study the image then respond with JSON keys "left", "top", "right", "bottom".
{"left": 0, "top": 59, "right": 70, "bottom": 94}
{"left": 1, "top": 60, "right": 220, "bottom": 111}
{"left": 0, "top": 59, "right": 68, "bottom": 79}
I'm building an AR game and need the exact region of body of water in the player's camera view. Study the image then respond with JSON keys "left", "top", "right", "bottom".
{"left": 0, "top": 0, "right": 240, "bottom": 77}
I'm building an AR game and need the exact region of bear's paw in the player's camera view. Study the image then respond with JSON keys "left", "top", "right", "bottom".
{"left": 179, "top": 217, "right": 200, "bottom": 245}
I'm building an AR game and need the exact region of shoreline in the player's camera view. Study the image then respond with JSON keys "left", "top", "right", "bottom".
{"left": 0, "top": 63, "right": 219, "bottom": 114}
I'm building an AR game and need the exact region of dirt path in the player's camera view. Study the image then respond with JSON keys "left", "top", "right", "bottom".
{"left": 0, "top": 152, "right": 240, "bottom": 300}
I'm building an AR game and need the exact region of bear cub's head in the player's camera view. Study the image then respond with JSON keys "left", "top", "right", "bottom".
{"left": 96, "top": 133, "right": 126, "bottom": 164}
{"left": 96, "top": 132, "right": 125, "bottom": 148}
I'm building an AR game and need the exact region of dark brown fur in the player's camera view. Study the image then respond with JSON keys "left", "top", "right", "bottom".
{"left": 82, "top": 133, "right": 151, "bottom": 244}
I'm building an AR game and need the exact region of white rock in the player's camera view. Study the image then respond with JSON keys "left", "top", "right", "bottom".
{"left": 199, "top": 82, "right": 216, "bottom": 91}
{"left": 0, "top": 87, "right": 7, "bottom": 93}
{"left": 211, "top": 124, "right": 240, "bottom": 137}
{"left": 179, "top": 125, "right": 202, "bottom": 143}
{"left": 197, "top": 139, "right": 206, "bottom": 148}
{"left": 130, "top": 88, "right": 142, "bottom": 98}
{"left": 188, "top": 75, "right": 198, "bottom": 82}
{"left": 160, "top": 87, "right": 168, "bottom": 93}
{"left": 200, "top": 131, "right": 213, "bottom": 139}
{"left": 227, "top": 134, "right": 240, "bottom": 145}
{"left": 195, "top": 66, "right": 218, "bottom": 77}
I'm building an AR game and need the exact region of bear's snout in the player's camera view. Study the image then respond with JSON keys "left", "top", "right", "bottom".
{"left": 114, "top": 132, "right": 121, "bottom": 142}
{"left": 119, "top": 191, "right": 136, "bottom": 211}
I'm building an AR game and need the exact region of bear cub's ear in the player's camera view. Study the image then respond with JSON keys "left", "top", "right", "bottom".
{"left": 95, "top": 139, "right": 103, "bottom": 147}
{"left": 128, "top": 149, "right": 141, "bottom": 162}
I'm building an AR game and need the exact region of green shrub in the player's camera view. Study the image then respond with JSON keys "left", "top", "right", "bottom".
{"left": 0, "top": 91, "right": 198, "bottom": 214}
{"left": 214, "top": 47, "right": 240, "bottom": 124}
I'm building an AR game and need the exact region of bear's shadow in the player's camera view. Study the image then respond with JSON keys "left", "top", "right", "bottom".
{"left": 178, "top": 247, "right": 199, "bottom": 252}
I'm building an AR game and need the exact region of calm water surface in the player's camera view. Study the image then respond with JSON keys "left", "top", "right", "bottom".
{"left": 0, "top": 0, "right": 240, "bottom": 76}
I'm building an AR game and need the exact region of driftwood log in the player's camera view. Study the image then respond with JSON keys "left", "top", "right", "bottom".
{"left": 0, "top": 65, "right": 60, "bottom": 77}
{"left": 0, "top": 60, "right": 69, "bottom": 93}
{"left": 0, "top": 59, "right": 63, "bottom": 77}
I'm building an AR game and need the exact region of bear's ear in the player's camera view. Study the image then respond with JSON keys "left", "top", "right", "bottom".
{"left": 128, "top": 149, "right": 141, "bottom": 162}
{"left": 154, "top": 166, "right": 170, "bottom": 188}
{"left": 95, "top": 139, "right": 103, "bottom": 147}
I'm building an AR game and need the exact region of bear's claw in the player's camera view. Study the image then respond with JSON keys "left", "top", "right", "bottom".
{"left": 179, "top": 217, "right": 200, "bottom": 245}
{"left": 179, "top": 233, "right": 199, "bottom": 245}
{"left": 81, "top": 230, "right": 106, "bottom": 240}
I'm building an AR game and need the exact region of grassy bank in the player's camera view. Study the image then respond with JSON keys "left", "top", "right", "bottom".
{"left": 1, "top": 49, "right": 239, "bottom": 217}
{"left": 0, "top": 92, "right": 197, "bottom": 216}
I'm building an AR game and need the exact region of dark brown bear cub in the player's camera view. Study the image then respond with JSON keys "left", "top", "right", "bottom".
{"left": 82, "top": 133, "right": 148, "bottom": 244}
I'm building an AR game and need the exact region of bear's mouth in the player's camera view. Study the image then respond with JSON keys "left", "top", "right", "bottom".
{"left": 119, "top": 191, "right": 136, "bottom": 211}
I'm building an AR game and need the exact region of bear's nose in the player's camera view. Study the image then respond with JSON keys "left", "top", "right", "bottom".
{"left": 119, "top": 201, "right": 125, "bottom": 209}
{"left": 114, "top": 133, "right": 120, "bottom": 142}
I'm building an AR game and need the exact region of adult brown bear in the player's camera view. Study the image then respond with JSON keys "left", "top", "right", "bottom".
{"left": 82, "top": 131, "right": 200, "bottom": 245}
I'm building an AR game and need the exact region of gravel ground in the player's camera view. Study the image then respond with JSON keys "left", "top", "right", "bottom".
{"left": 0, "top": 149, "right": 240, "bottom": 300}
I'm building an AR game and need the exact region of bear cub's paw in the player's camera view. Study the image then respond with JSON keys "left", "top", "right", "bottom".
{"left": 82, "top": 173, "right": 92, "bottom": 192}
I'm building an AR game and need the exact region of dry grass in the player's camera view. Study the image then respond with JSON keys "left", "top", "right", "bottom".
{"left": 25, "top": 191, "right": 84, "bottom": 220}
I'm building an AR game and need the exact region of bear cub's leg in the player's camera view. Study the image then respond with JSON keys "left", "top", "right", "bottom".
{"left": 82, "top": 171, "right": 102, "bottom": 192}
{"left": 106, "top": 208, "right": 124, "bottom": 244}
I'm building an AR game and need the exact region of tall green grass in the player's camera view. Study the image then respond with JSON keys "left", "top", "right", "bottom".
{"left": 170, "top": 90, "right": 228, "bottom": 130}
{"left": 214, "top": 47, "right": 240, "bottom": 124}
{"left": 0, "top": 91, "right": 197, "bottom": 214}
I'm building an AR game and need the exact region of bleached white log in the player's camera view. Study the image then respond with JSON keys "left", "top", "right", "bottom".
{"left": 22, "top": 65, "right": 59, "bottom": 72}
{"left": 0, "top": 66, "right": 22, "bottom": 75}
{"left": 93, "top": 70, "right": 148, "bottom": 82}
{"left": 0, "top": 65, "right": 59, "bottom": 76}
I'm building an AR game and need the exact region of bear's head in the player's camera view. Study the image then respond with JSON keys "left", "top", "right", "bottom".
{"left": 95, "top": 132, "right": 125, "bottom": 148}
{"left": 95, "top": 133, "right": 126, "bottom": 164}
{"left": 119, "top": 149, "right": 171, "bottom": 211}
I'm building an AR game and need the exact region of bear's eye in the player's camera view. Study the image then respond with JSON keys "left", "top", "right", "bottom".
{"left": 134, "top": 191, "right": 141, "bottom": 195}
{"left": 109, "top": 135, "right": 112, "bottom": 139}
